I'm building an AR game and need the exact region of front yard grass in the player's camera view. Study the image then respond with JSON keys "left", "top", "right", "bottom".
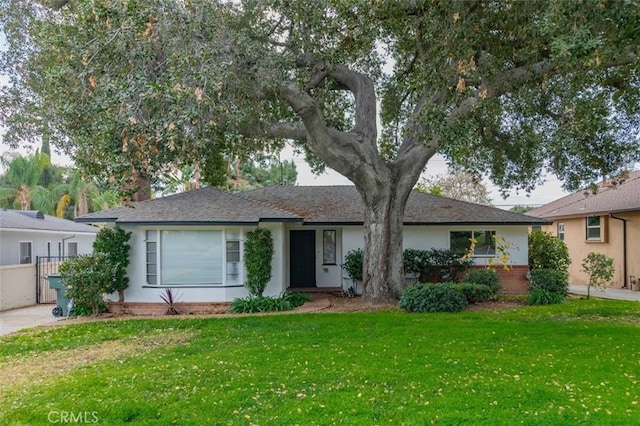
{"left": 1, "top": 298, "right": 639, "bottom": 425}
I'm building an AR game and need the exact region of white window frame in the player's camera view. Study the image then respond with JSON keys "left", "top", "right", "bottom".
{"left": 67, "top": 241, "right": 78, "bottom": 257}
{"left": 557, "top": 223, "right": 565, "bottom": 241}
{"left": 323, "top": 230, "right": 337, "bottom": 265}
{"left": 145, "top": 231, "right": 158, "bottom": 285}
{"left": 225, "top": 240, "right": 242, "bottom": 285}
{"left": 586, "top": 216, "right": 601, "bottom": 241}
{"left": 145, "top": 229, "right": 242, "bottom": 287}
{"left": 19, "top": 241, "right": 33, "bottom": 264}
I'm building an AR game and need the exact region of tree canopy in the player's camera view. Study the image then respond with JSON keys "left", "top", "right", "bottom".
{"left": 1, "top": 0, "right": 639, "bottom": 301}
{"left": 417, "top": 170, "right": 492, "bottom": 205}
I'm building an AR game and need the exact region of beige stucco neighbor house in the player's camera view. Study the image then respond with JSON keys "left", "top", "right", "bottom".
{"left": 77, "top": 186, "right": 547, "bottom": 314}
{"left": 528, "top": 170, "right": 640, "bottom": 290}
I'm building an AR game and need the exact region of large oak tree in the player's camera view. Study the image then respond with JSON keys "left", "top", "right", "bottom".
{"left": 1, "top": 0, "right": 639, "bottom": 302}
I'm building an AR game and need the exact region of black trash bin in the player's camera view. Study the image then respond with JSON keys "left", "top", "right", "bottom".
{"left": 48, "top": 274, "right": 71, "bottom": 317}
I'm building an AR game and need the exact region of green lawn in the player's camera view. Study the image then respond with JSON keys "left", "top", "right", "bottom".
{"left": 1, "top": 299, "right": 639, "bottom": 425}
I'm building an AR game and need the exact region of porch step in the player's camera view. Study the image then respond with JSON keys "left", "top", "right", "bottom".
{"left": 287, "top": 287, "right": 345, "bottom": 298}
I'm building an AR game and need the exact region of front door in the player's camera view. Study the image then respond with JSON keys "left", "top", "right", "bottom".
{"left": 289, "top": 230, "right": 316, "bottom": 288}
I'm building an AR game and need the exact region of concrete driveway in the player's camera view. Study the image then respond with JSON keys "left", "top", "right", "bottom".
{"left": 0, "top": 304, "right": 62, "bottom": 337}
{"left": 569, "top": 285, "right": 640, "bottom": 301}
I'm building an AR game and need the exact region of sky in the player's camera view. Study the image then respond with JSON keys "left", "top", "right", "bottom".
{"left": 281, "top": 145, "right": 569, "bottom": 208}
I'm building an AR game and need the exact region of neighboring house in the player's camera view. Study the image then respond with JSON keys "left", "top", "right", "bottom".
{"left": 0, "top": 209, "right": 98, "bottom": 311}
{"left": 0, "top": 209, "right": 98, "bottom": 266}
{"left": 76, "top": 186, "right": 548, "bottom": 311}
{"left": 528, "top": 170, "right": 640, "bottom": 289}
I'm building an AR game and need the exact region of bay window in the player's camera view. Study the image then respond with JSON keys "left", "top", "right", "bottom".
{"left": 146, "top": 229, "right": 243, "bottom": 286}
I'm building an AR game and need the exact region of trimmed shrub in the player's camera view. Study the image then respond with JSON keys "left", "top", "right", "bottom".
{"left": 425, "top": 248, "right": 473, "bottom": 282}
{"left": 59, "top": 253, "right": 117, "bottom": 316}
{"left": 92, "top": 226, "right": 131, "bottom": 302}
{"left": 244, "top": 228, "right": 274, "bottom": 296}
{"left": 529, "top": 268, "right": 569, "bottom": 296}
{"left": 526, "top": 290, "right": 565, "bottom": 305}
{"left": 451, "top": 283, "right": 493, "bottom": 304}
{"left": 461, "top": 268, "right": 502, "bottom": 295}
{"left": 399, "top": 283, "right": 468, "bottom": 313}
{"left": 343, "top": 248, "right": 364, "bottom": 283}
{"left": 528, "top": 230, "right": 571, "bottom": 274}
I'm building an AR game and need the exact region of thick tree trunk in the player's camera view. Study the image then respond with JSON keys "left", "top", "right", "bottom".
{"left": 359, "top": 177, "right": 413, "bottom": 303}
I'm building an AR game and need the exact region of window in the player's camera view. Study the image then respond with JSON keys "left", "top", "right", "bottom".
{"left": 557, "top": 223, "right": 565, "bottom": 241}
{"left": 58, "top": 241, "right": 62, "bottom": 256}
{"left": 19, "top": 242, "right": 32, "bottom": 264}
{"left": 450, "top": 230, "right": 496, "bottom": 256}
{"left": 586, "top": 217, "right": 601, "bottom": 240}
{"left": 146, "top": 230, "right": 241, "bottom": 286}
{"left": 161, "top": 230, "right": 223, "bottom": 285}
{"left": 67, "top": 242, "right": 78, "bottom": 257}
{"left": 226, "top": 241, "right": 241, "bottom": 285}
{"left": 146, "top": 231, "right": 158, "bottom": 285}
{"left": 323, "top": 230, "right": 336, "bottom": 265}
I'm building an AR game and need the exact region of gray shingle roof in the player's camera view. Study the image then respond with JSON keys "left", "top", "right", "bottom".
{"left": 0, "top": 209, "right": 98, "bottom": 233}
{"left": 241, "top": 186, "right": 548, "bottom": 225}
{"left": 528, "top": 170, "right": 640, "bottom": 219}
{"left": 75, "top": 186, "right": 300, "bottom": 225}
{"left": 76, "top": 185, "right": 547, "bottom": 226}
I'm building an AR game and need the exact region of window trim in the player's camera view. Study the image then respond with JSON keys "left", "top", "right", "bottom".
{"left": 67, "top": 241, "right": 79, "bottom": 257}
{"left": 586, "top": 216, "right": 601, "bottom": 241}
{"left": 225, "top": 239, "right": 242, "bottom": 285}
{"left": 145, "top": 229, "right": 245, "bottom": 287}
{"left": 19, "top": 241, "right": 33, "bottom": 264}
{"left": 557, "top": 223, "right": 565, "bottom": 241}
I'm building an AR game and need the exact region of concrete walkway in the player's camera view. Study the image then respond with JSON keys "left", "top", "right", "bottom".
{"left": 0, "top": 304, "right": 62, "bottom": 337}
{"left": 569, "top": 285, "right": 640, "bottom": 301}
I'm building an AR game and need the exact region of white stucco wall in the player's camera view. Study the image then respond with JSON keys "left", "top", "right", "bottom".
{"left": 0, "top": 264, "right": 37, "bottom": 311}
{"left": 0, "top": 229, "right": 96, "bottom": 266}
{"left": 116, "top": 223, "right": 530, "bottom": 304}
{"left": 343, "top": 224, "right": 529, "bottom": 270}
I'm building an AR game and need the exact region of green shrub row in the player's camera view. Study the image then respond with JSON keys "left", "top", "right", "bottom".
{"left": 451, "top": 283, "right": 494, "bottom": 304}
{"left": 344, "top": 248, "right": 475, "bottom": 284}
{"left": 404, "top": 248, "right": 473, "bottom": 282}
{"left": 230, "top": 292, "right": 311, "bottom": 314}
{"left": 399, "top": 283, "right": 468, "bottom": 313}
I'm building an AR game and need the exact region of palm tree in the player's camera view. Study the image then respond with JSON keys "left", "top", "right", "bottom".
{"left": 0, "top": 151, "right": 51, "bottom": 212}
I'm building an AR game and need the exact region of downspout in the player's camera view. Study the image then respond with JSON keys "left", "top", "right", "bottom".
{"left": 609, "top": 215, "right": 627, "bottom": 288}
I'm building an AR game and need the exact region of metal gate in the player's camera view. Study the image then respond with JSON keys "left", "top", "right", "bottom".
{"left": 36, "top": 256, "right": 72, "bottom": 304}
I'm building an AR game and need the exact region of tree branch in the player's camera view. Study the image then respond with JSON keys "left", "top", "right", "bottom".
{"left": 297, "top": 54, "right": 378, "bottom": 143}
{"left": 263, "top": 122, "right": 307, "bottom": 141}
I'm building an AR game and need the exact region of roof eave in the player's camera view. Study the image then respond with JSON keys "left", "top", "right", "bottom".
{"left": 537, "top": 206, "right": 640, "bottom": 221}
